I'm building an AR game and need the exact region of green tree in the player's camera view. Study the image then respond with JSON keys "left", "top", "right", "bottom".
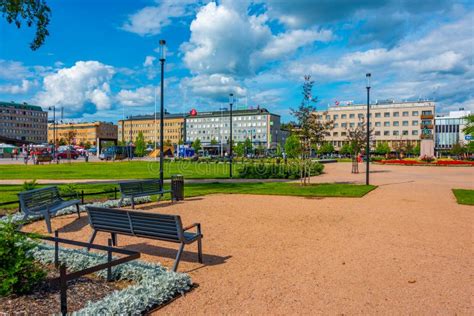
{"left": 375, "top": 142, "right": 390, "bottom": 156}
{"left": 234, "top": 142, "right": 245, "bottom": 157}
{"left": 192, "top": 138, "right": 202, "bottom": 151}
{"left": 413, "top": 143, "right": 421, "bottom": 156}
{"left": 285, "top": 134, "right": 302, "bottom": 158}
{"left": 1, "top": 0, "right": 51, "bottom": 50}
{"left": 134, "top": 131, "right": 146, "bottom": 157}
{"left": 339, "top": 143, "right": 352, "bottom": 156}
{"left": 462, "top": 114, "right": 474, "bottom": 136}
{"left": 84, "top": 141, "right": 91, "bottom": 150}
{"left": 466, "top": 141, "right": 474, "bottom": 154}
{"left": 450, "top": 142, "right": 465, "bottom": 156}
{"left": 318, "top": 142, "right": 334, "bottom": 155}
{"left": 244, "top": 138, "right": 252, "bottom": 155}
{"left": 210, "top": 138, "right": 218, "bottom": 145}
{"left": 164, "top": 139, "right": 172, "bottom": 146}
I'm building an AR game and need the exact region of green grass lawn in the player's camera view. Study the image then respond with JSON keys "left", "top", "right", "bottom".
{"left": 0, "top": 161, "right": 235, "bottom": 180}
{"left": 452, "top": 189, "right": 474, "bottom": 205}
{"left": 0, "top": 182, "right": 376, "bottom": 215}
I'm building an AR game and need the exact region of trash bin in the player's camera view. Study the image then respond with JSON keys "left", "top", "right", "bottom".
{"left": 171, "top": 174, "right": 184, "bottom": 201}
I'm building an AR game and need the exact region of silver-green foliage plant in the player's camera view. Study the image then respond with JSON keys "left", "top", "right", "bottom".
{"left": 30, "top": 243, "right": 192, "bottom": 315}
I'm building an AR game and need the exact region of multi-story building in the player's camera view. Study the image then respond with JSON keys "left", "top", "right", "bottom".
{"left": 0, "top": 101, "right": 48, "bottom": 143}
{"left": 435, "top": 109, "right": 471, "bottom": 152}
{"left": 185, "top": 108, "right": 282, "bottom": 149}
{"left": 316, "top": 100, "right": 436, "bottom": 151}
{"left": 48, "top": 122, "right": 117, "bottom": 145}
{"left": 118, "top": 114, "right": 185, "bottom": 145}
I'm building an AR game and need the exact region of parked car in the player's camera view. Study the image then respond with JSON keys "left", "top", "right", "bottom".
{"left": 56, "top": 150, "right": 79, "bottom": 160}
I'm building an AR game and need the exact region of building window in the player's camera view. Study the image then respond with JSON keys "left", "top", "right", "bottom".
{"left": 326, "top": 115, "right": 331, "bottom": 120}
{"left": 358, "top": 113, "right": 364, "bottom": 118}
{"left": 412, "top": 130, "right": 418, "bottom": 135}
{"left": 334, "top": 123, "right": 339, "bottom": 128}
{"left": 375, "top": 113, "right": 381, "bottom": 118}
{"left": 333, "top": 114, "right": 338, "bottom": 120}
{"left": 384, "top": 131, "right": 390, "bottom": 136}
{"left": 341, "top": 132, "right": 346, "bottom": 136}
{"left": 402, "top": 111, "right": 409, "bottom": 117}
{"left": 384, "top": 112, "right": 390, "bottom": 117}
{"left": 393, "top": 121, "right": 399, "bottom": 126}
{"left": 375, "top": 122, "right": 381, "bottom": 127}
{"left": 422, "top": 110, "right": 433, "bottom": 115}
{"left": 402, "top": 130, "right": 408, "bottom": 135}
{"left": 384, "top": 122, "right": 390, "bottom": 127}
{"left": 349, "top": 114, "right": 355, "bottom": 119}
{"left": 374, "top": 131, "right": 381, "bottom": 136}
{"left": 349, "top": 123, "right": 355, "bottom": 128}
{"left": 341, "top": 114, "right": 347, "bottom": 119}
{"left": 341, "top": 123, "right": 347, "bottom": 128}
{"left": 402, "top": 121, "right": 409, "bottom": 126}
{"left": 412, "top": 120, "right": 418, "bottom": 126}
{"left": 412, "top": 111, "right": 419, "bottom": 116}
{"left": 393, "top": 112, "right": 399, "bottom": 117}
{"left": 333, "top": 132, "right": 338, "bottom": 136}
{"left": 393, "top": 131, "right": 399, "bottom": 136}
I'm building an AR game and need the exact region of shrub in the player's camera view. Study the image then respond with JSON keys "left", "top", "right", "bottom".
{"left": 22, "top": 179, "right": 38, "bottom": 191}
{"left": 60, "top": 183, "right": 79, "bottom": 197}
{"left": 419, "top": 155, "right": 435, "bottom": 163}
{"left": 237, "top": 160, "right": 324, "bottom": 179}
{"left": 0, "top": 219, "right": 46, "bottom": 296}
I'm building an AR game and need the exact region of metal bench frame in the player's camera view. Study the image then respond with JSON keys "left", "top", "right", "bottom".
{"left": 86, "top": 206, "right": 203, "bottom": 271}
{"left": 118, "top": 179, "right": 173, "bottom": 209}
{"left": 18, "top": 186, "right": 81, "bottom": 233}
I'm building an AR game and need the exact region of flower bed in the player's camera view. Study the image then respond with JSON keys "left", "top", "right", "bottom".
{"left": 379, "top": 159, "right": 474, "bottom": 166}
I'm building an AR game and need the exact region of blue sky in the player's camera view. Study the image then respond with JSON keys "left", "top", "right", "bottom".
{"left": 0, "top": 0, "right": 472, "bottom": 123}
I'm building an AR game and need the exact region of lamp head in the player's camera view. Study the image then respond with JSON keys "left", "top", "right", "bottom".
{"left": 159, "top": 40, "right": 166, "bottom": 61}
{"left": 366, "top": 73, "right": 371, "bottom": 88}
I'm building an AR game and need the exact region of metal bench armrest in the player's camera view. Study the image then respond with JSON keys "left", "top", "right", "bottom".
{"left": 183, "top": 223, "right": 201, "bottom": 233}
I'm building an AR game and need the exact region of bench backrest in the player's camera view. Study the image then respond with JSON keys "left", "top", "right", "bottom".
{"left": 119, "top": 180, "right": 162, "bottom": 196}
{"left": 18, "top": 186, "right": 62, "bottom": 212}
{"left": 86, "top": 206, "right": 183, "bottom": 242}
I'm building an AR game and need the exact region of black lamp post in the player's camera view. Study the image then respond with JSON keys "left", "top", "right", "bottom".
{"left": 48, "top": 106, "right": 56, "bottom": 161}
{"left": 229, "top": 93, "right": 234, "bottom": 178}
{"left": 159, "top": 39, "right": 166, "bottom": 186}
{"left": 365, "top": 73, "right": 371, "bottom": 186}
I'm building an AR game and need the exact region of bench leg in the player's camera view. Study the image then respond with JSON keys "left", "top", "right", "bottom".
{"left": 76, "top": 204, "right": 81, "bottom": 218}
{"left": 44, "top": 210, "right": 52, "bottom": 234}
{"left": 87, "top": 230, "right": 98, "bottom": 251}
{"left": 197, "top": 237, "right": 203, "bottom": 264}
{"left": 173, "top": 243, "right": 185, "bottom": 272}
{"left": 118, "top": 198, "right": 123, "bottom": 207}
{"left": 110, "top": 232, "right": 117, "bottom": 246}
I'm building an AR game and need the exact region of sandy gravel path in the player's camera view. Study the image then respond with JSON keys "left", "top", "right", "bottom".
{"left": 24, "top": 163, "right": 473, "bottom": 315}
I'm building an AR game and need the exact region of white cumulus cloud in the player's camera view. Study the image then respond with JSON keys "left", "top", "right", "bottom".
{"left": 0, "top": 79, "right": 36, "bottom": 94}
{"left": 34, "top": 61, "right": 115, "bottom": 115}
{"left": 116, "top": 85, "right": 155, "bottom": 107}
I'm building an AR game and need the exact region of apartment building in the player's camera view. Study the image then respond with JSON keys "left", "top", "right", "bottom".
{"left": 435, "top": 109, "right": 471, "bottom": 152}
{"left": 316, "top": 100, "right": 436, "bottom": 151}
{"left": 185, "top": 108, "right": 282, "bottom": 149}
{"left": 48, "top": 121, "right": 118, "bottom": 145}
{"left": 118, "top": 114, "right": 185, "bottom": 145}
{"left": 0, "top": 101, "right": 48, "bottom": 143}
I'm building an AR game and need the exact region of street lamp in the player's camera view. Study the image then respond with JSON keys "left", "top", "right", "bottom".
{"left": 229, "top": 93, "right": 234, "bottom": 178}
{"left": 48, "top": 106, "right": 56, "bottom": 161}
{"left": 159, "top": 39, "right": 166, "bottom": 187}
{"left": 365, "top": 73, "right": 371, "bottom": 185}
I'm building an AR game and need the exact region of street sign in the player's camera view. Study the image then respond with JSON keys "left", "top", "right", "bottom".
{"left": 465, "top": 135, "right": 472, "bottom": 141}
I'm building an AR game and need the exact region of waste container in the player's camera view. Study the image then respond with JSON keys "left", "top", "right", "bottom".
{"left": 171, "top": 174, "right": 184, "bottom": 201}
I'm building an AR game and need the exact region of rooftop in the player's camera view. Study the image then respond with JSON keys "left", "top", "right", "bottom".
{"left": 0, "top": 101, "right": 44, "bottom": 112}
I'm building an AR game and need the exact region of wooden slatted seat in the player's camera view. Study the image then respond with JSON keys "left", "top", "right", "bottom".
{"left": 118, "top": 180, "right": 173, "bottom": 209}
{"left": 18, "top": 186, "right": 81, "bottom": 233}
{"left": 86, "top": 206, "right": 202, "bottom": 271}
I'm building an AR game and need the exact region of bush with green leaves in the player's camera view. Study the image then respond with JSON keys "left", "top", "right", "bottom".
{"left": 0, "top": 219, "right": 46, "bottom": 296}
{"left": 237, "top": 160, "right": 324, "bottom": 179}
{"left": 22, "top": 179, "right": 38, "bottom": 191}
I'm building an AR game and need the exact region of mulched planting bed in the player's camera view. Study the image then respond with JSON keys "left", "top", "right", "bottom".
{"left": 0, "top": 264, "right": 132, "bottom": 315}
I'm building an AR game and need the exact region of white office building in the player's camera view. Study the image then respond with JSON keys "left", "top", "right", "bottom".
{"left": 435, "top": 109, "right": 471, "bottom": 152}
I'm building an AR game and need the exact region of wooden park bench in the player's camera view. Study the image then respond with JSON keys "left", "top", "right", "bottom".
{"left": 118, "top": 180, "right": 173, "bottom": 209}
{"left": 18, "top": 186, "right": 81, "bottom": 233}
{"left": 86, "top": 206, "right": 203, "bottom": 271}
